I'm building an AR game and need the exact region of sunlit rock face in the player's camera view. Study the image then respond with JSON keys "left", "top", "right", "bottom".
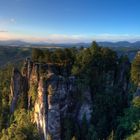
{"left": 28, "top": 63, "right": 40, "bottom": 109}
{"left": 34, "top": 77, "right": 47, "bottom": 140}
{"left": 33, "top": 64, "right": 78, "bottom": 140}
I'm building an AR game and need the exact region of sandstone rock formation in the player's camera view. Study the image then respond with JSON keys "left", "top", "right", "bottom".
{"left": 10, "top": 57, "right": 130, "bottom": 140}
{"left": 10, "top": 59, "right": 80, "bottom": 140}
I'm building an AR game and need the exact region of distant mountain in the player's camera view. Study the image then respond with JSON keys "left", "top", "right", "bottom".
{"left": 1, "top": 40, "right": 140, "bottom": 48}
{"left": 98, "top": 41, "right": 140, "bottom": 47}
{"left": 35, "top": 41, "right": 140, "bottom": 48}
{"left": 132, "top": 41, "right": 140, "bottom": 47}
{"left": 0, "top": 40, "right": 30, "bottom": 46}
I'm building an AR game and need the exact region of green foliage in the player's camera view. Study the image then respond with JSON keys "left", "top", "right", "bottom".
{"left": 71, "top": 42, "right": 131, "bottom": 140}
{"left": 0, "top": 109, "right": 40, "bottom": 140}
{"left": 31, "top": 47, "right": 76, "bottom": 64}
{"left": 131, "top": 52, "right": 140, "bottom": 85}
{"left": 31, "top": 48, "right": 77, "bottom": 76}
{"left": 28, "top": 81, "right": 38, "bottom": 109}
{"left": 31, "top": 48, "right": 44, "bottom": 62}
{"left": 91, "top": 90, "right": 124, "bottom": 139}
{"left": 0, "top": 64, "right": 13, "bottom": 131}
{"left": 132, "top": 96, "right": 140, "bottom": 108}
{"left": 72, "top": 41, "right": 117, "bottom": 90}
{"left": 115, "top": 97, "right": 140, "bottom": 140}
{"left": 126, "top": 130, "right": 140, "bottom": 140}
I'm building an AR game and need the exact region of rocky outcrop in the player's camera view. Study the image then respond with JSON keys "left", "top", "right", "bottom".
{"left": 34, "top": 67, "right": 77, "bottom": 140}
{"left": 11, "top": 59, "right": 77, "bottom": 140}
{"left": 10, "top": 57, "right": 130, "bottom": 140}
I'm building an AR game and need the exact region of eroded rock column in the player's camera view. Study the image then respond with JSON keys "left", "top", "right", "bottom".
{"left": 34, "top": 77, "right": 47, "bottom": 140}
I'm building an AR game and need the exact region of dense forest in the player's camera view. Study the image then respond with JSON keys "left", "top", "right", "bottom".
{"left": 0, "top": 42, "right": 140, "bottom": 140}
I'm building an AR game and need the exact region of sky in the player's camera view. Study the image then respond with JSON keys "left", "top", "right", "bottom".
{"left": 0, "top": 0, "right": 140, "bottom": 43}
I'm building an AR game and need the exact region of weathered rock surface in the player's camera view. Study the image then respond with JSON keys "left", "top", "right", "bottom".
{"left": 34, "top": 77, "right": 47, "bottom": 140}
{"left": 33, "top": 69, "right": 77, "bottom": 140}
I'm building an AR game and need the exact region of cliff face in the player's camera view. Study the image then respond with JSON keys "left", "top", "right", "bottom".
{"left": 10, "top": 58, "right": 130, "bottom": 140}
{"left": 10, "top": 58, "right": 79, "bottom": 140}
{"left": 34, "top": 77, "right": 47, "bottom": 140}
{"left": 30, "top": 62, "right": 80, "bottom": 140}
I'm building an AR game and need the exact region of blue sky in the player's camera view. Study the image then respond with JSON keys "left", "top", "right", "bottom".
{"left": 0, "top": 0, "right": 140, "bottom": 43}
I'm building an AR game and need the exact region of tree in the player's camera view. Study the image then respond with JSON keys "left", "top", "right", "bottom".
{"left": 31, "top": 48, "right": 44, "bottom": 62}
{"left": 90, "top": 41, "right": 100, "bottom": 54}
{"left": 131, "top": 52, "right": 140, "bottom": 85}
{"left": 44, "top": 49, "right": 51, "bottom": 63}
{"left": 0, "top": 91, "right": 2, "bottom": 131}
{"left": 115, "top": 96, "right": 140, "bottom": 140}
{"left": 0, "top": 109, "right": 40, "bottom": 140}
{"left": 127, "top": 130, "right": 140, "bottom": 140}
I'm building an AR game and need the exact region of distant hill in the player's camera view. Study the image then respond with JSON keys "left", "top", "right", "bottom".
{"left": 1, "top": 40, "right": 140, "bottom": 48}
{"left": 0, "top": 40, "right": 31, "bottom": 47}
{"left": 98, "top": 41, "right": 140, "bottom": 47}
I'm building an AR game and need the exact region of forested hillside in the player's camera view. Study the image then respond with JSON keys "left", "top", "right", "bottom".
{"left": 0, "top": 42, "right": 140, "bottom": 140}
